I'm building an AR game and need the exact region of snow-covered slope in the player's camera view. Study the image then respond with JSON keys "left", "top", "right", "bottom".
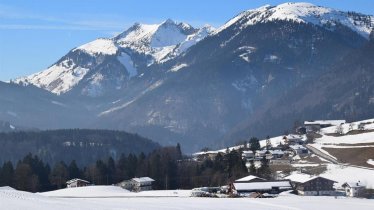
{"left": 75, "top": 38, "right": 119, "bottom": 56}
{"left": 215, "top": 2, "right": 374, "bottom": 39}
{"left": 2, "top": 187, "right": 374, "bottom": 210}
{"left": 15, "top": 19, "right": 213, "bottom": 95}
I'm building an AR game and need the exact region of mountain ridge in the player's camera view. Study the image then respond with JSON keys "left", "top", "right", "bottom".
{"left": 3, "top": 2, "right": 374, "bottom": 152}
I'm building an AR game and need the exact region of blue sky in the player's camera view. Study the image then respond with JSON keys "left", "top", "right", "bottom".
{"left": 0, "top": 0, "right": 373, "bottom": 81}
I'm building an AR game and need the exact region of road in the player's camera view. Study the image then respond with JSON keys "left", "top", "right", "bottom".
{"left": 305, "top": 144, "right": 340, "bottom": 164}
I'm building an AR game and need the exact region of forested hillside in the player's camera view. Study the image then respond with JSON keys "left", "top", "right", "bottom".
{"left": 0, "top": 129, "right": 160, "bottom": 165}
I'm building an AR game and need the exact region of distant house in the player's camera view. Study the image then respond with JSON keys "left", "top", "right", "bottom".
{"left": 233, "top": 175, "right": 292, "bottom": 195}
{"left": 289, "top": 145, "right": 308, "bottom": 156}
{"left": 287, "top": 135, "right": 304, "bottom": 145}
{"left": 117, "top": 180, "right": 134, "bottom": 191}
{"left": 342, "top": 182, "right": 366, "bottom": 197}
{"left": 235, "top": 175, "right": 266, "bottom": 183}
{"left": 118, "top": 177, "right": 155, "bottom": 192}
{"left": 269, "top": 150, "right": 285, "bottom": 159}
{"left": 286, "top": 174, "right": 336, "bottom": 196}
{"left": 304, "top": 120, "right": 346, "bottom": 133}
{"left": 66, "top": 178, "right": 90, "bottom": 188}
{"left": 242, "top": 151, "right": 254, "bottom": 161}
{"left": 132, "top": 177, "right": 155, "bottom": 192}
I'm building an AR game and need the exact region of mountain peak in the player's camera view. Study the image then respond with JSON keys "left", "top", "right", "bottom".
{"left": 215, "top": 2, "right": 374, "bottom": 39}
{"left": 162, "top": 18, "right": 176, "bottom": 25}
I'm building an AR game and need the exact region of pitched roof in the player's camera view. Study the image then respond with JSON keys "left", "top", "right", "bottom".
{"left": 132, "top": 177, "right": 155, "bottom": 183}
{"left": 285, "top": 174, "right": 336, "bottom": 184}
{"left": 66, "top": 178, "right": 90, "bottom": 184}
{"left": 235, "top": 175, "right": 265, "bottom": 182}
{"left": 342, "top": 182, "right": 366, "bottom": 188}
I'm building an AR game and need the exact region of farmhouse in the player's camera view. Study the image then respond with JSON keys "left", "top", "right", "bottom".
{"left": 233, "top": 175, "right": 292, "bottom": 194}
{"left": 66, "top": 178, "right": 90, "bottom": 188}
{"left": 132, "top": 177, "right": 155, "bottom": 192}
{"left": 342, "top": 182, "right": 366, "bottom": 197}
{"left": 242, "top": 151, "right": 254, "bottom": 161}
{"left": 286, "top": 174, "right": 336, "bottom": 196}
{"left": 117, "top": 177, "right": 155, "bottom": 192}
{"left": 289, "top": 145, "right": 308, "bottom": 156}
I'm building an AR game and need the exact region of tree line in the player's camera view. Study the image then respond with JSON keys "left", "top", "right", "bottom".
{"left": 0, "top": 142, "right": 272, "bottom": 192}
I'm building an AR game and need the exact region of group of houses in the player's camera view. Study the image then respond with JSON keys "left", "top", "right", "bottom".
{"left": 65, "top": 177, "right": 155, "bottom": 192}
{"left": 191, "top": 174, "right": 367, "bottom": 198}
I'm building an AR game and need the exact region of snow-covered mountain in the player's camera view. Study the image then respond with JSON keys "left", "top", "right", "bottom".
{"left": 215, "top": 2, "right": 373, "bottom": 38}
{"left": 15, "top": 19, "right": 214, "bottom": 95}
{"left": 6, "top": 2, "right": 374, "bottom": 152}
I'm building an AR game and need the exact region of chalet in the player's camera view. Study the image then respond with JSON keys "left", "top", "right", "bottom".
{"left": 132, "top": 177, "right": 155, "bottom": 192}
{"left": 269, "top": 150, "right": 284, "bottom": 158}
{"left": 66, "top": 178, "right": 90, "bottom": 188}
{"left": 289, "top": 145, "right": 308, "bottom": 156}
{"left": 286, "top": 135, "right": 304, "bottom": 145}
{"left": 117, "top": 180, "right": 134, "bottom": 191}
{"left": 286, "top": 174, "right": 336, "bottom": 196}
{"left": 342, "top": 182, "right": 366, "bottom": 197}
{"left": 304, "top": 120, "right": 346, "bottom": 133}
{"left": 242, "top": 151, "right": 254, "bottom": 161}
{"left": 117, "top": 177, "right": 155, "bottom": 192}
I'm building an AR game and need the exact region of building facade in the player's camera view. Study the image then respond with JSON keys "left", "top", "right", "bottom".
{"left": 287, "top": 175, "right": 336, "bottom": 196}
{"left": 66, "top": 178, "right": 90, "bottom": 188}
{"left": 342, "top": 182, "right": 366, "bottom": 197}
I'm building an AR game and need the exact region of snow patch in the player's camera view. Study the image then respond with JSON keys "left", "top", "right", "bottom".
{"left": 75, "top": 39, "right": 118, "bottom": 56}
{"left": 170, "top": 63, "right": 188, "bottom": 72}
{"left": 118, "top": 52, "right": 138, "bottom": 78}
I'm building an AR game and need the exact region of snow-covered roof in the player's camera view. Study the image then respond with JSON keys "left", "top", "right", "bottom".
{"left": 269, "top": 150, "right": 284, "bottom": 155}
{"left": 233, "top": 181, "right": 292, "bottom": 191}
{"left": 235, "top": 175, "right": 265, "bottom": 182}
{"left": 343, "top": 182, "right": 366, "bottom": 188}
{"left": 132, "top": 177, "right": 155, "bottom": 183}
{"left": 66, "top": 178, "right": 90, "bottom": 184}
{"left": 285, "top": 174, "right": 335, "bottom": 184}
{"left": 289, "top": 145, "right": 307, "bottom": 150}
{"left": 285, "top": 174, "right": 315, "bottom": 183}
{"left": 304, "top": 120, "right": 346, "bottom": 126}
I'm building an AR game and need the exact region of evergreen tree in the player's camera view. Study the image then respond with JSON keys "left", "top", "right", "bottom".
{"left": 106, "top": 157, "right": 116, "bottom": 184}
{"left": 0, "top": 161, "right": 14, "bottom": 187}
{"left": 14, "top": 162, "right": 33, "bottom": 191}
{"left": 68, "top": 160, "right": 81, "bottom": 179}
{"left": 250, "top": 137, "right": 261, "bottom": 152}
{"left": 50, "top": 161, "right": 68, "bottom": 189}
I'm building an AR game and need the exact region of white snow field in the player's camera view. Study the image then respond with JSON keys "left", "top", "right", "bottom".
{"left": 1, "top": 186, "right": 374, "bottom": 210}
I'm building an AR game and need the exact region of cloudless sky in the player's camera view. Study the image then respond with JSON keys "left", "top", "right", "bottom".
{"left": 0, "top": 0, "right": 373, "bottom": 81}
